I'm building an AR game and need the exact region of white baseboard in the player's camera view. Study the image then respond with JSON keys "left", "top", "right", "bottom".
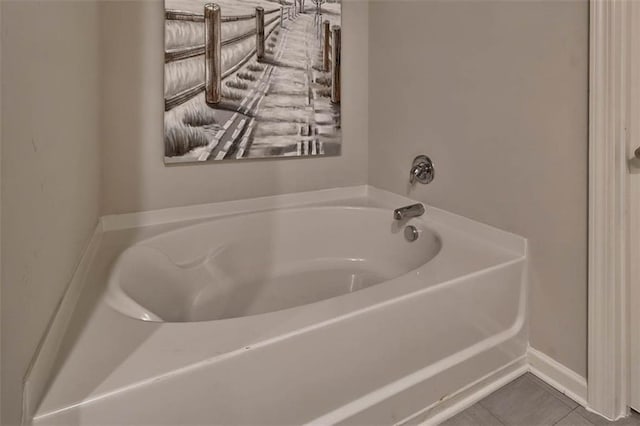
{"left": 527, "top": 346, "right": 588, "bottom": 407}
{"left": 22, "top": 223, "right": 103, "bottom": 425}
{"left": 404, "top": 349, "right": 587, "bottom": 425}
{"left": 407, "top": 356, "right": 529, "bottom": 426}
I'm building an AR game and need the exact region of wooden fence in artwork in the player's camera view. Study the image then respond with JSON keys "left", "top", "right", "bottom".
{"left": 164, "top": 1, "right": 342, "bottom": 111}
{"left": 164, "top": 3, "right": 291, "bottom": 111}
{"left": 321, "top": 20, "right": 341, "bottom": 104}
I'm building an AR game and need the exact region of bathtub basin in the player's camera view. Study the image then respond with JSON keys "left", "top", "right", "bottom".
{"left": 34, "top": 186, "right": 527, "bottom": 425}
{"left": 107, "top": 207, "right": 442, "bottom": 322}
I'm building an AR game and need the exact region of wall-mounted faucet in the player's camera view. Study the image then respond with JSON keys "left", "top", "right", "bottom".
{"left": 410, "top": 155, "right": 435, "bottom": 185}
{"left": 393, "top": 203, "right": 425, "bottom": 220}
{"left": 393, "top": 155, "right": 432, "bottom": 221}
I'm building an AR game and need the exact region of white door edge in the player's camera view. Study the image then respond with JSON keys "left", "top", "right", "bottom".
{"left": 588, "top": 0, "right": 632, "bottom": 420}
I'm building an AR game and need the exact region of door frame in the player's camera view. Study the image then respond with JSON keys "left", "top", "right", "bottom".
{"left": 588, "top": 0, "right": 636, "bottom": 420}
{"left": 627, "top": 0, "right": 640, "bottom": 413}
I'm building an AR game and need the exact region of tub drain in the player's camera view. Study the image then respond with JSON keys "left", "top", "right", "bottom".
{"left": 404, "top": 225, "right": 419, "bottom": 242}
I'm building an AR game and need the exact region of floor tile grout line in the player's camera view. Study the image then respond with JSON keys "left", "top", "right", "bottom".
{"left": 452, "top": 372, "right": 640, "bottom": 426}
{"left": 521, "top": 374, "right": 580, "bottom": 423}
{"left": 447, "top": 402, "right": 507, "bottom": 426}
{"left": 523, "top": 373, "right": 580, "bottom": 411}
{"left": 494, "top": 411, "right": 508, "bottom": 426}
{"left": 475, "top": 373, "right": 575, "bottom": 426}
{"left": 552, "top": 408, "right": 580, "bottom": 426}
{"left": 476, "top": 402, "right": 507, "bottom": 426}
{"left": 476, "top": 399, "right": 509, "bottom": 426}
{"left": 528, "top": 374, "right": 581, "bottom": 407}
{"left": 476, "top": 372, "right": 521, "bottom": 417}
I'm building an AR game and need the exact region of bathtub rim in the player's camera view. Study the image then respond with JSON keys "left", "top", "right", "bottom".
{"left": 100, "top": 185, "right": 526, "bottom": 258}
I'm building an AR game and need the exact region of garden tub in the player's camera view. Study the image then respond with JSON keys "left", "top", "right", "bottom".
{"left": 33, "top": 186, "right": 527, "bottom": 425}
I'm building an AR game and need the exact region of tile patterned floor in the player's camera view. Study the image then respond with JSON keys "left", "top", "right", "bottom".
{"left": 441, "top": 373, "right": 640, "bottom": 426}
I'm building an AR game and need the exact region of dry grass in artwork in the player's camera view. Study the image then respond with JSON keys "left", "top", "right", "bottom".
{"left": 165, "top": 124, "right": 209, "bottom": 157}
{"left": 237, "top": 71, "right": 258, "bottom": 81}
{"left": 246, "top": 63, "right": 265, "bottom": 72}
{"left": 314, "top": 75, "right": 331, "bottom": 86}
{"left": 226, "top": 79, "right": 250, "bottom": 90}
{"left": 222, "top": 86, "right": 246, "bottom": 100}
{"left": 316, "top": 88, "right": 331, "bottom": 98}
{"left": 182, "top": 107, "right": 219, "bottom": 127}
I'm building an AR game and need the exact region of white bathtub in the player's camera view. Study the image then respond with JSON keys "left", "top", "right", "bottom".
{"left": 33, "top": 186, "right": 527, "bottom": 425}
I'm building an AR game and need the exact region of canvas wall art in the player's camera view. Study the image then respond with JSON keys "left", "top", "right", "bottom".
{"left": 164, "top": 0, "right": 342, "bottom": 163}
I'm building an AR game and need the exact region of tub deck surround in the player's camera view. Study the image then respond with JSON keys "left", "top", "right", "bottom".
{"left": 32, "top": 186, "right": 528, "bottom": 425}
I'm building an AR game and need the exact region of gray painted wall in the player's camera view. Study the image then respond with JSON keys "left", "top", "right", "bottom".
{"left": 0, "top": 1, "right": 101, "bottom": 424}
{"left": 368, "top": 1, "right": 589, "bottom": 377}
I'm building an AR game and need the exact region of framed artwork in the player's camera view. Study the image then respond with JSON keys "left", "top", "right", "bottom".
{"left": 164, "top": 0, "right": 342, "bottom": 163}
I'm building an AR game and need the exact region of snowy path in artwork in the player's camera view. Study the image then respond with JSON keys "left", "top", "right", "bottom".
{"left": 246, "top": 11, "right": 340, "bottom": 159}
{"left": 196, "top": 9, "right": 341, "bottom": 161}
{"left": 196, "top": 29, "right": 285, "bottom": 161}
{"left": 202, "top": 63, "right": 276, "bottom": 161}
{"left": 200, "top": 18, "right": 290, "bottom": 161}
